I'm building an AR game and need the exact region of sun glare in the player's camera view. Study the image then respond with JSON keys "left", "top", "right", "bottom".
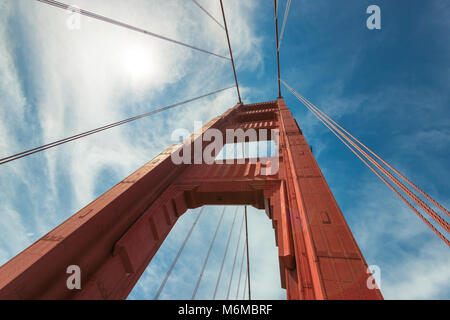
{"left": 119, "top": 45, "right": 155, "bottom": 81}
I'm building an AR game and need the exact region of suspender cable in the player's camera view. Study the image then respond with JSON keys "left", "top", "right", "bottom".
{"left": 281, "top": 80, "right": 450, "bottom": 246}
{"left": 242, "top": 264, "right": 248, "bottom": 300}
{"left": 235, "top": 144, "right": 252, "bottom": 300}
{"left": 0, "top": 86, "right": 235, "bottom": 166}
{"left": 278, "top": 0, "right": 291, "bottom": 51}
{"left": 154, "top": 207, "right": 205, "bottom": 300}
{"left": 192, "top": 207, "right": 227, "bottom": 300}
{"left": 235, "top": 242, "right": 246, "bottom": 299}
{"left": 213, "top": 206, "right": 239, "bottom": 300}
{"left": 36, "top": 0, "right": 230, "bottom": 60}
{"left": 220, "top": 0, "right": 242, "bottom": 104}
{"left": 274, "top": 0, "right": 282, "bottom": 98}
{"left": 191, "top": 0, "right": 225, "bottom": 30}
{"left": 244, "top": 205, "right": 251, "bottom": 300}
{"left": 226, "top": 211, "right": 245, "bottom": 299}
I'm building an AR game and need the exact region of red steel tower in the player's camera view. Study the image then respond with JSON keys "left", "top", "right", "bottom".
{"left": 0, "top": 98, "right": 383, "bottom": 300}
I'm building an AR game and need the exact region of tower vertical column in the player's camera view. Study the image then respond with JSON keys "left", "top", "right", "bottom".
{"left": 277, "top": 98, "right": 382, "bottom": 299}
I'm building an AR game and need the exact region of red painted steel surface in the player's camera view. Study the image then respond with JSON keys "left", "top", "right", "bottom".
{"left": 0, "top": 98, "right": 382, "bottom": 300}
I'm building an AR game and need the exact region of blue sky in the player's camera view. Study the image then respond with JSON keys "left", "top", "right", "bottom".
{"left": 0, "top": 0, "right": 449, "bottom": 300}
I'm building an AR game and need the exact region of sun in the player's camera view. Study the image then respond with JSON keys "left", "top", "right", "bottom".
{"left": 119, "top": 45, "right": 156, "bottom": 81}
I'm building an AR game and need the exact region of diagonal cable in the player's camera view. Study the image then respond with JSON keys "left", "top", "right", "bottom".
{"left": 36, "top": 0, "right": 230, "bottom": 60}
{"left": 0, "top": 86, "right": 235, "bottom": 166}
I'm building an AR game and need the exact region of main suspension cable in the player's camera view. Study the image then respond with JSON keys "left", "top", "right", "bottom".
{"left": 302, "top": 96, "right": 450, "bottom": 245}
{"left": 226, "top": 211, "right": 245, "bottom": 300}
{"left": 275, "top": 0, "right": 279, "bottom": 19}
{"left": 281, "top": 80, "right": 449, "bottom": 246}
{"left": 191, "top": 0, "right": 225, "bottom": 30}
{"left": 154, "top": 207, "right": 205, "bottom": 300}
{"left": 220, "top": 0, "right": 242, "bottom": 103}
{"left": 213, "top": 206, "right": 239, "bottom": 300}
{"left": 301, "top": 94, "right": 450, "bottom": 218}
{"left": 0, "top": 86, "right": 235, "bottom": 166}
{"left": 192, "top": 207, "right": 226, "bottom": 300}
{"left": 36, "top": 0, "right": 230, "bottom": 60}
{"left": 274, "top": 0, "right": 282, "bottom": 98}
{"left": 283, "top": 80, "right": 449, "bottom": 233}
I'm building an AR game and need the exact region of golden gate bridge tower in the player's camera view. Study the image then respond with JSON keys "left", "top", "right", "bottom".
{"left": 0, "top": 96, "right": 383, "bottom": 300}
{"left": 0, "top": 0, "right": 448, "bottom": 300}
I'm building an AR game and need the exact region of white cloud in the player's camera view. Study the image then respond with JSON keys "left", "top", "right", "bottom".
{"left": 381, "top": 240, "right": 450, "bottom": 299}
